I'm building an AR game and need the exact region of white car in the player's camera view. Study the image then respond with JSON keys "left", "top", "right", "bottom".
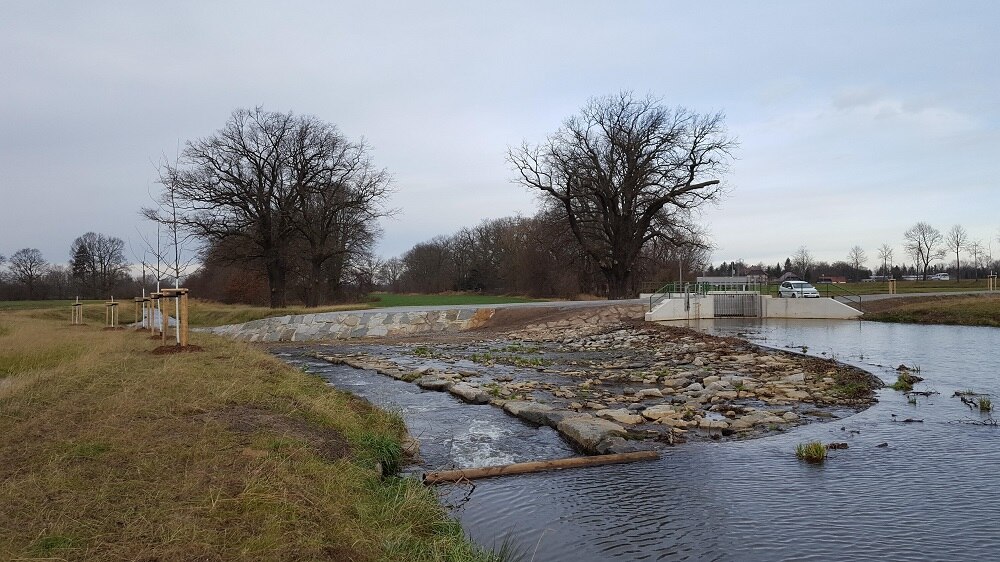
{"left": 778, "top": 280, "right": 820, "bottom": 298}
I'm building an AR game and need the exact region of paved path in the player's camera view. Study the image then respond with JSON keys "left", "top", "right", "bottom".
{"left": 349, "top": 299, "right": 644, "bottom": 314}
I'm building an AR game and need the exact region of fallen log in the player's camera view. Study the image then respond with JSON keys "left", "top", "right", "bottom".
{"left": 422, "top": 450, "right": 660, "bottom": 485}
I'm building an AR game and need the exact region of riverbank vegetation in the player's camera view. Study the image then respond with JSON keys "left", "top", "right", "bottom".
{"left": 795, "top": 441, "right": 827, "bottom": 463}
{"left": 862, "top": 294, "right": 1000, "bottom": 327}
{"left": 0, "top": 311, "right": 499, "bottom": 561}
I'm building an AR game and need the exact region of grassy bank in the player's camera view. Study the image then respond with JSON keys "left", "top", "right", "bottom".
{"left": 862, "top": 294, "right": 1000, "bottom": 327}
{"left": 3, "top": 292, "right": 546, "bottom": 328}
{"left": 0, "top": 311, "right": 500, "bottom": 561}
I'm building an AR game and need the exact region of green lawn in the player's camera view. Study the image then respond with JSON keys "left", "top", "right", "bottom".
{"left": 1, "top": 294, "right": 549, "bottom": 327}
{"left": 369, "top": 292, "right": 546, "bottom": 308}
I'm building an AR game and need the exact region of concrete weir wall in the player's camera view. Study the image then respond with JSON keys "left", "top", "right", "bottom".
{"left": 209, "top": 308, "right": 496, "bottom": 342}
{"left": 645, "top": 295, "right": 861, "bottom": 321}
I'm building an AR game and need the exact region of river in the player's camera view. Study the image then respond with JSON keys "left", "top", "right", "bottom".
{"left": 276, "top": 319, "right": 1000, "bottom": 561}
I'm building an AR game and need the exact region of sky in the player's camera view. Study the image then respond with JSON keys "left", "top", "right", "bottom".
{"left": 2, "top": 1, "right": 999, "bottom": 273}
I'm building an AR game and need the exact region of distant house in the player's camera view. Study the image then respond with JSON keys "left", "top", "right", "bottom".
{"left": 745, "top": 267, "right": 768, "bottom": 284}
{"left": 816, "top": 275, "right": 848, "bottom": 284}
{"left": 777, "top": 272, "right": 800, "bottom": 283}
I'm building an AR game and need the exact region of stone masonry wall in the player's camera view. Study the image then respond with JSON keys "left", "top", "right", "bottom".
{"left": 208, "top": 308, "right": 497, "bottom": 342}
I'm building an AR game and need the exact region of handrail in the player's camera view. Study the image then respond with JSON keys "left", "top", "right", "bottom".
{"left": 649, "top": 281, "right": 680, "bottom": 312}
{"left": 821, "top": 283, "right": 864, "bottom": 309}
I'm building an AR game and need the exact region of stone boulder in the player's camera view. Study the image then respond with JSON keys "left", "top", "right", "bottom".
{"left": 595, "top": 408, "right": 644, "bottom": 425}
{"left": 641, "top": 404, "right": 676, "bottom": 421}
{"left": 556, "top": 415, "right": 628, "bottom": 454}
{"left": 449, "top": 383, "right": 490, "bottom": 404}
{"left": 502, "top": 400, "right": 570, "bottom": 427}
{"left": 415, "top": 376, "right": 452, "bottom": 391}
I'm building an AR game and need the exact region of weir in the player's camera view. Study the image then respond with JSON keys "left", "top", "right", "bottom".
{"left": 643, "top": 287, "right": 861, "bottom": 322}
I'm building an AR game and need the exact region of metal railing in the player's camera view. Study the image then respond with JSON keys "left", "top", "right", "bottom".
{"left": 820, "top": 283, "right": 864, "bottom": 309}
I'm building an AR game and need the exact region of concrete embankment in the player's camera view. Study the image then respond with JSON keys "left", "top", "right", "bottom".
{"left": 208, "top": 307, "right": 497, "bottom": 342}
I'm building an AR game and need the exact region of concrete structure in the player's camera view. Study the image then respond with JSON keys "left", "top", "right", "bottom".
{"left": 645, "top": 293, "right": 861, "bottom": 321}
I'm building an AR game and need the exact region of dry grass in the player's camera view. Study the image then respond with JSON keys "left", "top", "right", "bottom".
{"left": 862, "top": 294, "right": 1000, "bottom": 327}
{"left": 16, "top": 298, "right": 373, "bottom": 328}
{"left": 0, "top": 311, "right": 496, "bottom": 561}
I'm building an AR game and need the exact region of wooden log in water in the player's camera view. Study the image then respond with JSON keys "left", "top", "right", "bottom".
{"left": 422, "top": 450, "right": 659, "bottom": 485}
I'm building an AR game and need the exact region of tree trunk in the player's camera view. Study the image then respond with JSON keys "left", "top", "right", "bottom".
{"left": 605, "top": 268, "right": 632, "bottom": 300}
{"left": 307, "top": 258, "right": 324, "bottom": 308}
{"left": 265, "top": 253, "right": 287, "bottom": 308}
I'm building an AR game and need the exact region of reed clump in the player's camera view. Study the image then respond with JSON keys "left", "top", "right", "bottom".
{"left": 795, "top": 441, "right": 827, "bottom": 464}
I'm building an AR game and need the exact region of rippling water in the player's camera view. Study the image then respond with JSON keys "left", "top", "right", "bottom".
{"left": 276, "top": 320, "right": 1000, "bottom": 561}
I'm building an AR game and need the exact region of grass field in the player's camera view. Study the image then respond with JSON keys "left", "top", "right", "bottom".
{"left": 368, "top": 292, "right": 544, "bottom": 308}
{"left": 2, "top": 293, "right": 546, "bottom": 328}
{"left": 862, "top": 294, "right": 1000, "bottom": 327}
{"left": 0, "top": 310, "right": 504, "bottom": 561}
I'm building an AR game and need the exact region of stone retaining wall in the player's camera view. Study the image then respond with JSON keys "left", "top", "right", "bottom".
{"left": 208, "top": 308, "right": 497, "bottom": 342}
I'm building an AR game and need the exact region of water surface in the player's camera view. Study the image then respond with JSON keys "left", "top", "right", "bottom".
{"left": 277, "top": 320, "right": 1000, "bottom": 561}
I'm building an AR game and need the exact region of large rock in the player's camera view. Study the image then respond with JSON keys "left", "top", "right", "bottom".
{"left": 449, "top": 383, "right": 491, "bottom": 404}
{"left": 415, "top": 376, "right": 451, "bottom": 391}
{"left": 641, "top": 404, "right": 677, "bottom": 421}
{"left": 503, "top": 400, "right": 569, "bottom": 427}
{"left": 636, "top": 388, "right": 663, "bottom": 399}
{"left": 556, "top": 415, "right": 628, "bottom": 454}
{"left": 596, "top": 408, "right": 644, "bottom": 425}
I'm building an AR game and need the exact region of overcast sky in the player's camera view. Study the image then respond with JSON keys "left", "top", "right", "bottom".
{"left": 3, "top": 1, "right": 999, "bottom": 272}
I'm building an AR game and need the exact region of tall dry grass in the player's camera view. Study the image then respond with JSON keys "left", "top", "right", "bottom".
{"left": 0, "top": 311, "right": 499, "bottom": 561}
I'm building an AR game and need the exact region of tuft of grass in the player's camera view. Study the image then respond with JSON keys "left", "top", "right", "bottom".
{"left": 412, "top": 345, "right": 437, "bottom": 358}
{"left": 890, "top": 372, "right": 923, "bottom": 392}
{"left": 979, "top": 396, "right": 993, "bottom": 412}
{"left": 31, "top": 535, "right": 76, "bottom": 557}
{"left": 357, "top": 434, "right": 404, "bottom": 476}
{"left": 795, "top": 441, "right": 827, "bottom": 463}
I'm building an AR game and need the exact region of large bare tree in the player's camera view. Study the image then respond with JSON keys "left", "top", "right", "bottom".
{"left": 509, "top": 92, "right": 735, "bottom": 299}
{"left": 287, "top": 118, "right": 392, "bottom": 306}
{"left": 944, "top": 224, "right": 968, "bottom": 282}
{"left": 154, "top": 108, "right": 391, "bottom": 308}
{"left": 903, "top": 222, "right": 945, "bottom": 280}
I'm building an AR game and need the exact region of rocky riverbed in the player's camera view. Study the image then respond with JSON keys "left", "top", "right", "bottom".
{"left": 308, "top": 306, "right": 883, "bottom": 455}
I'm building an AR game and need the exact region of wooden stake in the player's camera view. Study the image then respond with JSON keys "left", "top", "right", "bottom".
{"left": 180, "top": 291, "right": 189, "bottom": 347}
{"left": 422, "top": 450, "right": 660, "bottom": 485}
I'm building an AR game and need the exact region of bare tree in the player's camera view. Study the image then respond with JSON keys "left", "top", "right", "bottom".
{"left": 876, "top": 244, "right": 894, "bottom": 277}
{"left": 846, "top": 245, "right": 868, "bottom": 280}
{"left": 143, "top": 161, "right": 198, "bottom": 291}
{"left": 8, "top": 248, "right": 48, "bottom": 298}
{"left": 968, "top": 240, "right": 984, "bottom": 281}
{"left": 155, "top": 108, "right": 391, "bottom": 308}
{"left": 944, "top": 224, "right": 968, "bottom": 282}
{"left": 509, "top": 92, "right": 735, "bottom": 299}
{"left": 69, "top": 233, "right": 130, "bottom": 298}
{"left": 378, "top": 257, "right": 405, "bottom": 292}
{"left": 791, "top": 246, "right": 813, "bottom": 280}
{"left": 903, "top": 222, "right": 945, "bottom": 280}
{"left": 287, "top": 120, "right": 393, "bottom": 306}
